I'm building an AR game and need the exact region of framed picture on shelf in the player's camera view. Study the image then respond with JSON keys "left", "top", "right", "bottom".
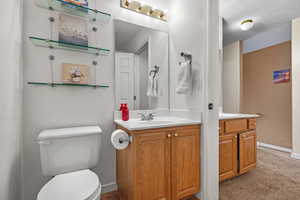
{"left": 58, "top": 13, "right": 88, "bottom": 46}
{"left": 62, "top": 63, "right": 90, "bottom": 84}
{"left": 61, "top": 0, "right": 89, "bottom": 12}
{"left": 62, "top": 0, "right": 88, "bottom": 7}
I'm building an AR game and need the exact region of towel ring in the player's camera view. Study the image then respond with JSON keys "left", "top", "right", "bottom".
{"left": 149, "top": 65, "right": 160, "bottom": 78}
{"left": 179, "top": 52, "right": 192, "bottom": 65}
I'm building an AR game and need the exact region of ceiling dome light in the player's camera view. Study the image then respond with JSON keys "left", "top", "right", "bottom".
{"left": 240, "top": 19, "right": 254, "bottom": 31}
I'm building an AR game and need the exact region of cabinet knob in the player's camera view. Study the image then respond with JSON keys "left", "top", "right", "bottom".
{"left": 174, "top": 133, "right": 178, "bottom": 137}
{"left": 167, "top": 134, "right": 172, "bottom": 138}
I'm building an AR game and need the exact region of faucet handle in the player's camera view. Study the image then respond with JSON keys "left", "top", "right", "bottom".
{"left": 148, "top": 113, "right": 155, "bottom": 120}
{"left": 138, "top": 113, "right": 147, "bottom": 120}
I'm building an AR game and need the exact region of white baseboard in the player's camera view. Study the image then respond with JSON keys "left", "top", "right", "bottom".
{"left": 291, "top": 152, "right": 300, "bottom": 160}
{"left": 101, "top": 182, "right": 117, "bottom": 194}
{"left": 257, "top": 142, "right": 292, "bottom": 153}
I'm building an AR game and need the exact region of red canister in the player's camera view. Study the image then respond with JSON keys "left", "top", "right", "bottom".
{"left": 121, "top": 104, "right": 129, "bottom": 121}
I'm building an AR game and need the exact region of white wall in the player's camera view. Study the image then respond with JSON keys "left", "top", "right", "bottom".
{"left": 22, "top": 1, "right": 170, "bottom": 200}
{"left": 0, "top": 0, "right": 23, "bottom": 200}
{"left": 169, "top": 0, "right": 220, "bottom": 199}
{"left": 169, "top": 4, "right": 203, "bottom": 111}
{"left": 219, "top": 17, "right": 224, "bottom": 111}
{"left": 223, "top": 41, "right": 241, "bottom": 113}
{"left": 243, "top": 22, "right": 291, "bottom": 54}
{"left": 292, "top": 17, "right": 300, "bottom": 157}
{"left": 202, "top": 1, "right": 221, "bottom": 199}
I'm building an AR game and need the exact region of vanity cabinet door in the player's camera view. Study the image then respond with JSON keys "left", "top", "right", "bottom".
{"left": 239, "top": 131, "right": 257, "bottom": 174}
{"left": 171, "top": 128, "right": 200, "bottom": 200}
{"left": 219, "top": 134, "right": 238, "bottom": 182}
{"left": 135, "top": 131, "right": 172, "bottom": 200}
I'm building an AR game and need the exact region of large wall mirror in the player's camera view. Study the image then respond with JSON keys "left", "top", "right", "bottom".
{"left": 114, "top": 20, "right": 169, "bottom": 111}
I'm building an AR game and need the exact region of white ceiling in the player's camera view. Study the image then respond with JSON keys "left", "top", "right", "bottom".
{"left": 220, "top": 0, "right": 300, "bottom": 45}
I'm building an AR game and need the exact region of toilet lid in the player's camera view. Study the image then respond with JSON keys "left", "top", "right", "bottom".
{"left": 37, "top": 170, "right": 100, "bottom": 200}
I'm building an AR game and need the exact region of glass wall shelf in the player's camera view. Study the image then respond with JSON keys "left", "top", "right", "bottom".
{"left": 29, "top": 36, "right": 110, "bottom": 56}
{"left": 28, "top": 82, "right": 109, "bottom": 88}
{"left": 35, "top": 0, "right": 111, "bottom": 23}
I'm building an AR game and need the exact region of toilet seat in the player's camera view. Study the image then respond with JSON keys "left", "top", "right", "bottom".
{"left": 37, "top": 169, "right": 101, "bottom": 200}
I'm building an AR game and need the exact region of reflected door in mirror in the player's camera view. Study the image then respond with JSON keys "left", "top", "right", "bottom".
{"left": 115, "top": 53, "right": 135, "bottom": 109}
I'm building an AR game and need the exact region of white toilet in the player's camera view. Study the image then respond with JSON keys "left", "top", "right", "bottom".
{"left": 37, "top": 126, "right": 103, "bottom": 200}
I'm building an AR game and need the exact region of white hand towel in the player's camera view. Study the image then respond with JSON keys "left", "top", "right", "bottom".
{"left": 147, "top": 73, "right": 158, "bottom": 97}
{"left": 176, "top": 61, "right": 192, "bottom": 94}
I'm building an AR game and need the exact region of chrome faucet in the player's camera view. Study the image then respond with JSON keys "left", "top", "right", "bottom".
{"left": 139, "top": 113, "right": 155, "bottom": 121}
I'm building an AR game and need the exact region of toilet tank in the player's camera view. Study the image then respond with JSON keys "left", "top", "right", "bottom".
{"left": 38, "top": 126, "right": 102, "bottom": 177}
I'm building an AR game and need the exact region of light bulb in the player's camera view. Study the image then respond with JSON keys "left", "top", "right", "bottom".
{"left": 240, "top": 19, "right": 254, "bottom": 31}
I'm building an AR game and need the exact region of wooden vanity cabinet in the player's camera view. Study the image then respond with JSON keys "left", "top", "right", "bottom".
{"left": 219, "top": 118, "right": 257, "bottom": 182}
{"left": 116, "top": 125, "right": 201, "bottom": 200}
{"left": 135, "top": 130, "right": 171, "bottom": 200}
{"left": 171, "top": 128, "right": 200, "bottom": 200}
{"left": 219, "top": 134, "right": 238, "bottom": 182}
{"left": 239, "top": 130, "right": 257, "bottom": 174}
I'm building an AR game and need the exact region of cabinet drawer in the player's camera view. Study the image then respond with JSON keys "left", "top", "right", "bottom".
{"left": 248, "top": 119, "right": 257, "bottom": 130}
{"left": 225, "top": 119, "right": 248, "bottom": 134}
{"left": 219, "top": 121, "right": 225, "bottom": 136}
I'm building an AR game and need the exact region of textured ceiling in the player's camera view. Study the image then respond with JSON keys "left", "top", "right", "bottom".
{"left": 220, "top": 0, "right": 300, "bottom": 45}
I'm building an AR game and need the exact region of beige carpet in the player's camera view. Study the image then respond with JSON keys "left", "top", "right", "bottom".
{"left": 220, "top": 148, "right": 300, "bottom": 200}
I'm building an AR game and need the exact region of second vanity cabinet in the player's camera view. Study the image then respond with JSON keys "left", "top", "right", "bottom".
{"left": 116, "top": 125, "right": 201, "bottom": 200}
{"left": 219, "top": 118, "right": 257, "bottom": 182}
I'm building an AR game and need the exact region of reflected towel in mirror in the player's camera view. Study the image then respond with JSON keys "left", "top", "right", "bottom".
{"left": 147, "top": 72, "right": 158, "bottom": 97}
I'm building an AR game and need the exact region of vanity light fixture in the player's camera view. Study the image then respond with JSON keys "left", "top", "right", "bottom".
{"left": 121, "top": 0, "right": 167, "bottom": 21}
{"left": 128, "top": 0, "right": 141, "bottom": 11}
{"left": 240, "top": 19, "right": 254, "bottom": 31}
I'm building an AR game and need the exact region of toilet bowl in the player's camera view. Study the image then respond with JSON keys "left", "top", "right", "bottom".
{"left": 37, "top": 170, "right": 101, "bottom": 200}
